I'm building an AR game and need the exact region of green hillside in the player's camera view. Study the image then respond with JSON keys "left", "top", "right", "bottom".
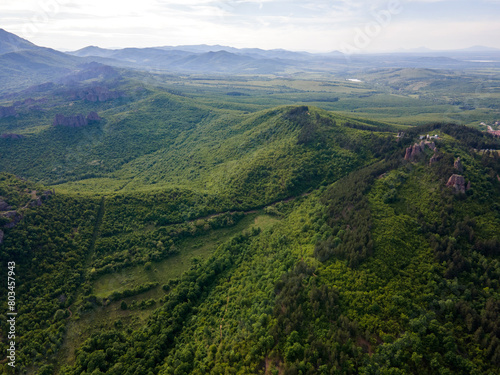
{"left": 1, "top": 106, "right": 500, "bottom": 374}
{"left": 2, "top": 26, "right": 500, "bottom": 375}
{"left": 0, "top": 60, "right": 499, "bottom": 375}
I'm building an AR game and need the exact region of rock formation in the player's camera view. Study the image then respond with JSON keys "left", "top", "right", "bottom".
{"left": 2, "top": 211, "right": 22, "bottom": 229}
{"left": 53, "top": 114, "right": 88, "bottom": 127}
{"left": 426, "top": 142, "right": 436, "bottom": 151}
{"left": 0, "top": 198, "right": 11, "bottom": 211}
{"left": 405, "top": 140, "right": 439, "bottom": 162}
{"left": 446, "top": 174, "right": 468, "bottom": 194}
{"left": 404, "top": 141, "right": 426, "bottom": 161}
{"left": 86, "top": 111, "right": 102, "bottom": 122}
{"left": 0, "top": 229, "right": 3, "bottom": 245}
{"left": 454, "top": 157, "right": 463, "bottom": 172}
{"left": 429, "top": 152, "right": 443, "bottom": 166}
{"left": 0, "top": 106, "right": 17, "bottom": 118}
{"left": 53, "top": 112, "right": 101, "bottom": 127}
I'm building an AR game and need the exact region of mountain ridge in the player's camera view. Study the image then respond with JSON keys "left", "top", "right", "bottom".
{"left": 0, "top": 28, "right": 39, "bottom": 55}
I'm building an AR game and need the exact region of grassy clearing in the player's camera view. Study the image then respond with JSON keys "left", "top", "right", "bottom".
{"left": 92, "top": 212, "right": 278, "bottom": 298}
{"left": 56, "top": 212, "right": 280, "bottom": 369}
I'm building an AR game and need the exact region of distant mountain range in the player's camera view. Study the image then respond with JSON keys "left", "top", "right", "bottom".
{"left": 1, "top": 27, "right": 500, "bottom": 94}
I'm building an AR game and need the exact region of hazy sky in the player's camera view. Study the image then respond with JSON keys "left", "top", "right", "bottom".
{"left": 1, "top": 0, "right": 499, "bottom": 52}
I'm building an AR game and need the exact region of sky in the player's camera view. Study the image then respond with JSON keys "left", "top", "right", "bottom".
{"left": 0, "top": 0, "right": 499, "bottom": 53}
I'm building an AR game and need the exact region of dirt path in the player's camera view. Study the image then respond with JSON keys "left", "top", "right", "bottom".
{"left": 186, "top": 194, "right": 304, "bottom": 225}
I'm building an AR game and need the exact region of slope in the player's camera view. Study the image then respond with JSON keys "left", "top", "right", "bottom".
{"left": 2, "top": 121, "right": 498, "bottom": 374}
{"left": 61, "top": 124, "right": 499, "bottom": 375}
{"left": 0, "top": 28, "right": 39, "bottom": 55}
{"left": 0, "top": 78, "right": 394, "bottom": 208}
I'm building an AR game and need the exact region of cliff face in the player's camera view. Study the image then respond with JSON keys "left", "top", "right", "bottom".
{"left": 52, "top": 112, "right": 101, "bottom": 127}
{"left": 86, "top": 111, "right": 101, "bottom": 122}
{"left": 404, "top": 141, "right": 437, "bottom": 162}
{"left": 446, "top": 174, "right": 468, "bottom": 194}
{"left": 53, "top": 114, "right": 88, "bottom": 127}
{"left": 404, "top": 141, "right": 426, "bottom": 161}
{"left": 429, "top": 152, "right": 443, "bottom": 165}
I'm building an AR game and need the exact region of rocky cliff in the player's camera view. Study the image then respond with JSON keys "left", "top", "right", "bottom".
{"left": 53, "top": 112, "right": 101, "bottom": 127}
{"left": 429, "top": 152, "right": 443, "bottom": 165}
{"left": 446, "top": 174, "right": 469, "bottom": 194}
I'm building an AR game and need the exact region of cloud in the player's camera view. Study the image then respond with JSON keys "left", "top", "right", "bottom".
{"left": 0, "top": 0, "right": 499, "bottom": 51}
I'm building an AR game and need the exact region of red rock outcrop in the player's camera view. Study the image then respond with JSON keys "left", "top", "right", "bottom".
{"left": 446, "top": 174, "right": 467, "bottom": 193}
{"left": 86, "top": 111, "right": 101, "bottom": 122}
{"left": 53, "top": 114, "right": 87, "bottom": 127}
{"left": 404, "top": 141, "right": 426, "bottom": 161}
{"left": 53, "top": 112, "right": 101, "bottom": 127}
{"left": 429, "top": 152, "right": 443, "bottom": 165}
{"left": 454, "top": 157, "right": 463, "bottom": 172}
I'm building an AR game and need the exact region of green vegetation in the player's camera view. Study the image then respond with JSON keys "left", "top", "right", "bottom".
{"left": 1, "top": 66, "right": 500, "bottom": 375}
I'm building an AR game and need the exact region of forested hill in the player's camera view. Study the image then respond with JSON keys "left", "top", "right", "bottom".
{"left": 1, "top": 109, "right": 500, "bottom": 374}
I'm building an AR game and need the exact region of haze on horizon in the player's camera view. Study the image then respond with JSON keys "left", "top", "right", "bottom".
{"left": 0, "top": 0, "right": 499, "bottom": 53}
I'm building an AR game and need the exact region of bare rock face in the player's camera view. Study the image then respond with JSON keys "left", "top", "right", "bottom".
{"left": 404, "top": 141, "right": 426, "bottom": 161}
{"left": 53, "top": 113, "right": 88, "bottom": 127}
{"left": 0, "top": 198, "right": 11, "bottom": 211}
{"left": 86, "top": 111, "right": 101, "bottom": 122}
{"left": 53, "top": 112, "right": 101, "bottom": 127}
{"left": 405, "top": 141, "right": 439, "bottom": 162}
{"left": 446, "top": 174, "right": 467, "bottom": 193}
{"left": 0, "top": 229, "right": 3, "bottom": 245}
{"left": 2, "top": 211, "right": 22, "bottom": 229}
{"left": 0, "top": 106, "right": 17, "bottom": 118}
{"left": 429, "top": 152, "right": 443, "bottom": 165}
{"left": 454, "top": 157, "right": 464, "bottom": 172}
{"left": 1, "top": 133, "right": 24, "bottom": 139}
